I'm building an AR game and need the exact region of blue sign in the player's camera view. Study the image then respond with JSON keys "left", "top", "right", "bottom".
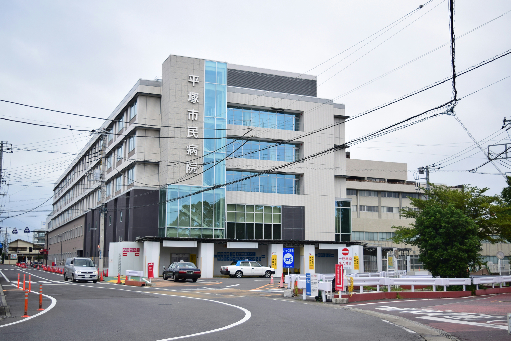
{"left": 306, "top": 273, "right": 311, "bottom": 296}
{"left": 24, "top": 227, "right": 30, "bottom": 233}
{"left": 283, "top": 248, "right": 294, "bottom": 268}
{"left": 0, "top": 243, "right": 2, "bottom": 248}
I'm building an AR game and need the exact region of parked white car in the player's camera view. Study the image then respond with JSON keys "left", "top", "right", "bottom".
{"left": 220, "top": 260, "right": 275, "bottom": 278}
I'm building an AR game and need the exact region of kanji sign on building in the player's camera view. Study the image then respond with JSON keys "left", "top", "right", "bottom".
{"left": 122, "top": 247, "right": 140, "bottom": 257}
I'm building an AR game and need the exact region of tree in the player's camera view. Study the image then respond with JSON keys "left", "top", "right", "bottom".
{"left": 502, "top": 176, "right": 511, "bottom": 207}
{"left": 394, "top": 184, "right": 511, "bottom": 244}
{"left": 392, "top": 184, "right": 511, "bottom": 277}
{"left": 406, "top": 202, "right": 480, "bottom": 278}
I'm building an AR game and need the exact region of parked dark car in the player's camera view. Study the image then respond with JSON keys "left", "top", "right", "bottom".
{"left": 162, "top": 261, "right": 201, "bottom": 282}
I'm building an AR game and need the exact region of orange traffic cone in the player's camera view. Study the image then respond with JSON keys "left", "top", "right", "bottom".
{"left": 270, "top": 275, "right": 274, "bottom": 284}
{"left": 100, "top": 272, "right": 104, "bottom": 282}
{"left": 117, "top": 274, "right": 121, "bottom": 284}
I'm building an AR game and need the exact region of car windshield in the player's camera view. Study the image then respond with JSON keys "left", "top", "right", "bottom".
{"left": 74, "top": 259, "right": 94, "bottom": 267}
{"left": 175, "top": 262, "right": 196, "bottom": 269}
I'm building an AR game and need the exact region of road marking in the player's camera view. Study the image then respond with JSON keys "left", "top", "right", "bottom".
{"left": 382, "top": 319, "right": 416, "bottom": 333}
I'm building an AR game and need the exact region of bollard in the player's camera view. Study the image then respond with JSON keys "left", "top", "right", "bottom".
{"left": 117, "top": 274, "right": 121, "bottom": 284}
{"left": 29, "top": 275, "right": 31, "bottom": 292}
{"left": 23, "top": 274, "right": 26, "bottom": 291}
{"left": 22, "top": 290, "right": 29, "bottom": 317}
{"left": 38, "top": 284, "right": 44, "bottom": 311}
{"left": 17, "top": 274, "right": 20, "bottom": 289}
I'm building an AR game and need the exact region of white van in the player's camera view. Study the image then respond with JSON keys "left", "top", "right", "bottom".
{"left": 64, "top": 257, "right": 98, "bottom": 283}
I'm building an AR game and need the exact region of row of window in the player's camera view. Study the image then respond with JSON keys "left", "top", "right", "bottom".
{"left": 352, "top": 205, "right": 400, "bottom": 213}
{"left": 105, "top": 167, "right": 135, "bottom": 197}
{"left": 106, "top": 135, "right": 135, "bottom": 169}
{"left": 335, "top": 201, "right": 351, "bottom": 242}
{"left": 228, "top": 106, "right": 300, "bottom": 131}
{"left": 49, "top": 226, "right": 84, "bottom": 245}
{"left": 227, "top": 204, "right": 281, "bottom": 224}
{"left": 226, "top": 139, "right": 299, "bottom": 162}
{"left": 226, "top": 171, "right": 299, "bottom": 195}
{"left": 351, "top": 231, "right": 395, "bottom": 241}
{"left": 108, "top": 101, "right": 137, "bottom": 141}
{"left": 347, "top": 190, "right": 423, "bottom": 199}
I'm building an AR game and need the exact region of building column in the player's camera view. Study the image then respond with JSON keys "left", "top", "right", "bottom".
{"left": 198, "top": 243, "right": 214, "bottom": 279}
{"left": 268, "top": 244, "right": 283, "bottom": 277}
{"left": 351, "top": 245, "right": 364, "bottom": 273}
{"left": 377, "top": 246, "right": 383, "bottom": 273}
{"left": 143, "top": 241, "right": 160, "bottom": 278}
{"left": 300, "top": 244, "right": 315, "bottom": 274}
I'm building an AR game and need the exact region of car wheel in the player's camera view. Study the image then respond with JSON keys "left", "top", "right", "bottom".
{"left": 173, "top": 274, "right": 179, "bottom": 282}
{"left": 63, "top": 272, "right": 68, "bottom": 281}
{"left": 163, "top": 274, "right": 167, "bottom": 280}
{"left": 192, "top": 278, "right": 197, "bottom": 282}
{"left": 235, "top": 270, "right": 243, "bottom": 278}
{"left": 265, "top": 270, "right": 272, "bottom": 278}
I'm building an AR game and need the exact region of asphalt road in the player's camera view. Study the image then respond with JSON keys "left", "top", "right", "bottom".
{"left": 0, "top": 264, "right": 436, "bottom": 341}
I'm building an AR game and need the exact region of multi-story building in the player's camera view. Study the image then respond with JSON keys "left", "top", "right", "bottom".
{"left": 48, "top": 54, "right": 360, "bottom": 277}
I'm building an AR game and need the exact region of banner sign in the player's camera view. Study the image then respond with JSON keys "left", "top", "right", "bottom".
{"left": 306, "top": 273, "right": 311, "bottom": 296}
{"left": 335, "top": 264, "right": 344, "bottom": 291}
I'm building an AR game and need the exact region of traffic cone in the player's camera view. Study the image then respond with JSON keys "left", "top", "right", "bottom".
{"left": 117, "top": 274, "right": 121, "bottom": 284}
{"left": 270, "top": 275, "right": 274, "bottom": 284}
{"left": 100, "top": 272, "right": 104, "bottom": 282}
{"left": 279, "top": 273, "right": 284, "bottom": 288}
{"left": 105, "top": 269, "right": 108, "bottom": 277}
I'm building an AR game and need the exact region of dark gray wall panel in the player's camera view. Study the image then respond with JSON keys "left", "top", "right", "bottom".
{"left": 282, "top": 206, "right": 305, "bottom": 240}
{"left": 227, "top": 69, "right": 317, "bottom": 97}
{"left": 130, "top": 189, "right": 159, "bottom": 239}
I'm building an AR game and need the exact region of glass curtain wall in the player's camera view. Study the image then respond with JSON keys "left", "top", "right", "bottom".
{"left": 228, "top": 106, "right": 299, "bottom": 131}
{"left": 158, "top": 60, "right": 227, "bottom": 239}
{"left": 226, "top": 139, "right": 299, "bottom": 162}
{"left": 226, "top": 204, "right": 281, "bottom": 240}
{"left": 335, "top": 200, "right": 351, "bottom": 242}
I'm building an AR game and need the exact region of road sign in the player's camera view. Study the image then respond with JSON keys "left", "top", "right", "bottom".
{"left": 306, "top": 273, "right": 311, "bottom": 296}
{"left": 338, "top": 247, "right": 353, "bottom": 269}
{"left": 354, "top": 255, "right": 359, "bottom": 270}
{"left": 308, "top": 254, "right": 314, "bottom": 269}
{"left": 12, "top": 228, "right": 18, "bottom": 234}
{"left": 335, "top": 264, "right": 344, "bottom": 291}
{"left": 310, "top": 274, "right": 318, "bottom": 296}
{"left": 24, "top": 227, "right": 30, "bottom": 233}
{"left": 283, "top": 248, "right": 294, "bottom": 268}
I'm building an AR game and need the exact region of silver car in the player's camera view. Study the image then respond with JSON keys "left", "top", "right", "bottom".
{"left": 64, "top": 257, "right": 98, "bottom": 283}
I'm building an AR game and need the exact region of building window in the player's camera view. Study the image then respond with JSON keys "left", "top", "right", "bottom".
{"left": 226, "top": 204, "right": 281, "bottom": 240}
{"left": 403, "top": 193, "right": 423, "bottom": 199}
{"left": 107, "top": 129, "right": 113, "bottom": 142}
{"left": 381, "top": 206, "right": 400, "bottom": 213}
{"left": 106, "top": 181, "right": 112, "bottom": 197}
{"left": 115, "top": 175, "right": 123, "bottom": 192}
{"left": 347, "top": 189, "right": 357, "bottom": 196}
{"left": 116, "top": 145, "right": 123, "bottom": 161}
{"left": 117, "top": 116, "right": 124, "bottom": 132}
{"left": 228, "top": 106, "right": 300, "bottom": 131}
{"left": 359, "top": 205, "right": 378, "bottom": 212}
{"left": 381, "top": 191, "right": 399, "bottom": 198}
{"left": 359, "top": 190, "right": 378, "bottom": 197}
{"left": 127, "top": 167, "right": 134, "bottom": 185}
{"left": 226, "top": 171, "right": 299, "bottom": 194}
{"left": 351, "top": 205, "right": 357, "bottom": 212}
{"left": 129, "top": 101, "right": 137, "bottom": 121}
{"left": 226, "top": 139, "right": 299, "bottom": 162}
{"left": 335, "top": 201, "right": 351, "bottom": 242}
{"left": 106, "top": 154, "right": 112, "bottom": 169}
{"left": 128, "top": 135, "right": 135, "bottom": 152}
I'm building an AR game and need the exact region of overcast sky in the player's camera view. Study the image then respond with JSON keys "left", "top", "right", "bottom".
{"left": 1, "top": 0, "right": 510, "bottom": 243}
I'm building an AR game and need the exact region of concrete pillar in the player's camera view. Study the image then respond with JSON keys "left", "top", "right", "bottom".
{"left": 301, "top": 244, "right": 315, "bottom": 274}
{"left": 198, "top": 243, "right": 214, "bottom": 279}
{"left": 351, "top": 245, "right": 364, "bottom": 273}
{"left": 406, "top": 255, "right": 411, "bottom": 273}
{"left": 143, "top": 241, "right": 160, "bottom": 278}
{"left": 268, "top": 244, "right": 283, "bottom": 277}
{"left": 377, "top": 247, "right": 383, "bottom": 273}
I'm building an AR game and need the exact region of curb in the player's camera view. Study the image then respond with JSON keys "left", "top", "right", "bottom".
{"left": 0, "top": 284, "right": 11, "bottom": 318}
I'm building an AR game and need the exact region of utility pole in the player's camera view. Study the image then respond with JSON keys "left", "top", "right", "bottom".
{"left": 98, "top": 130, "right": 107, "bottom": 274}
{"left": 418, "top": 166, "right": 430, "bottom": 191}
{"left": 0, "top": 141, "right": 13, "bottom": 191}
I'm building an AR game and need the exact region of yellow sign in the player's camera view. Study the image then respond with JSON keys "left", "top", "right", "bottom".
{"left": 271, "top": 254, "right": 277, "bottom": 269}
{"left": 190, "top": 254, "right": 197, "bottom": 266}
{"left": 354, "top": 255, "right": 359, "bottom": 270}
{"left": 308, "top": 255, "right": 314, "bottom": 269}
{"left": 388, "top": 256, "right": 394, "bottom": 267}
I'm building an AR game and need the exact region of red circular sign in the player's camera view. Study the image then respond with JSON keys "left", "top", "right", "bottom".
{"left": 341, "top": 248, "right": 349, "bottom": 256}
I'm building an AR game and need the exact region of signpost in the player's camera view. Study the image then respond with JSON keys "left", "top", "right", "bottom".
{"left": 310, "top": 274, "right": 318, "bottom": 297}
{"left": 306, "top": 273, "right": 311, "bottom": 296}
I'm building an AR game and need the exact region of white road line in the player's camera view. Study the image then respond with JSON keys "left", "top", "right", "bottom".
{"left": 382, "top": 319, "right": 416, "bottom": 334}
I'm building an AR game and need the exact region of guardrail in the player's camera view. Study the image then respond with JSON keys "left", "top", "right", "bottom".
{"left": 285, "top": 273, "right": 511, "bottom": 294}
